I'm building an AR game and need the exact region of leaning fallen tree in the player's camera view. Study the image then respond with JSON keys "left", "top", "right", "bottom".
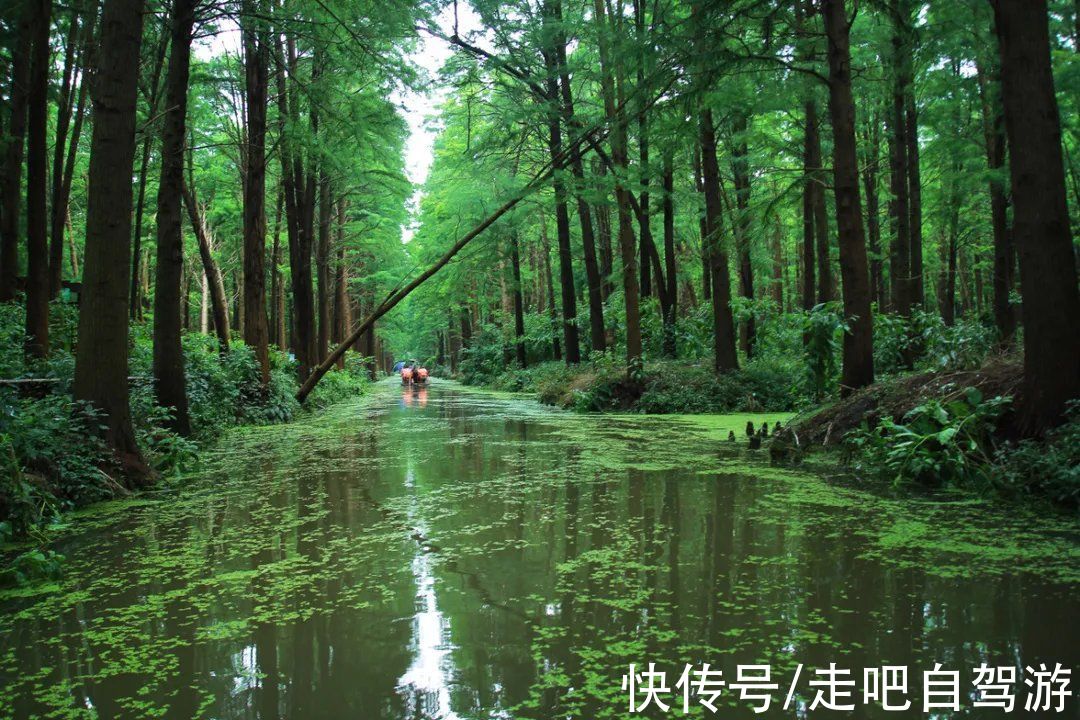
{"left": 296, "top": 58, "right": 680, "bottom": 404}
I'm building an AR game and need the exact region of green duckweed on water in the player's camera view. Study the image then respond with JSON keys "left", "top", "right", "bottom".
{"left": 0, "top": 380, "right": 1077, "bottom": 719}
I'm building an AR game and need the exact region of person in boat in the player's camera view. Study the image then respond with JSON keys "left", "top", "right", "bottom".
{"left": 416, "top": 366, "right": 429, "bottom": 383}
{"left": 401, "top": 364, "right": 413, "bottom": 384}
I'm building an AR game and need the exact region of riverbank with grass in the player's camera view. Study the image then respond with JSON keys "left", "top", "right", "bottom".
{"left": 0, "top": 303, "right": 371, "bottom": 554}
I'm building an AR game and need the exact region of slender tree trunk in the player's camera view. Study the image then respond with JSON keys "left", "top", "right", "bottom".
{"left": 905, "top": 93, "right": 924, "bottom": 308}
{"left": 540, "top": 210, "right": 562, "bottom": 361}
{"left": 540, "top": 39, "right": 580, "bottom": 364}
{"left": 699, "top": 109, "right": 739, "bottom": 372}
{"left": 993, "top": 0, "right": 1080, "bottom": 434}
{"left": 152, "top": 0, "right": 196, "bottom": 435}
{"left": 693, "top": 144, "right": 711, "bottom": 303}
{"left": 73, "top": 0, "right": 146, "bottom": 474}
{"left": 270, "top": 185, "right": 286, "bottom": 350}
{"left": 731, "top": 113, "right": 755, "bottom": 357}
{"left": 801, "top": 102, "right": 817, "bottom": 311}
{"left": 594, "top": 0, "right": 641, "bottom": 370}
{"left": 242, "top": 0, "right": 270, "bottom": 383}
{"left": 316, "top": 170, "right": 332, "bottom": 364}
{"left": 888, "top": 22, "right": 912, "bottom": 317}
{"left": 0, "top": 11, "right": 30, "bottom": 302}
{"left": 554, "top": 18, "right": 605, "bottom": 353}
{"left": 48, "top": 7, "right": 81, "bottom": 298}
{"left": 661, "top": 152, "right": 677, "bottom": 358}
{"left": 332, "top": 200, "right": 348, "bottom": 370}
{"left": 822, "top": 0, "right": 875, "bottom": 394}
{"left": 130, "top": 25, "right": 169, "bottom": 319}
{"left": 861, "top": 108, "right": 885, "bottom": 309}
{"left": 24, "top": 0, "right": 53, "bottom": 360}
{"left": 510, "top": 229, "right": 527, "bottom": 368}
{"left": 182, "top": 181, "right": 230, "bottom": 352}
{"left": 634, "top": 0, "right": 652, "bottom": 300}
{"left": 976, "top": 44, "right": 1016, "bottom": 346}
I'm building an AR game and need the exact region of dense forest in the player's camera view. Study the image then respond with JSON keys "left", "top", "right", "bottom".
{"left": 0, "top": 0, "right": 1078, "bottom": 529}
{"left": 1, "top": 1, "right": 1079, "bottom": 717}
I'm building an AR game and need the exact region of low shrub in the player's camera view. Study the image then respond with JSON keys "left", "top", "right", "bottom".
{"left": 843, "top": 388, "right": 1011, "bottom": 488}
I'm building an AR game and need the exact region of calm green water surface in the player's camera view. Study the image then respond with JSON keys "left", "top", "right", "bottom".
{"left": 1, "top": 380, "right": 1077, "bottom": 719}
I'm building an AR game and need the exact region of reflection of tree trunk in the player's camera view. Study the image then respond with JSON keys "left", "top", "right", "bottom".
{"left": 822, "top": 0, "right": 875, "bottom": 394}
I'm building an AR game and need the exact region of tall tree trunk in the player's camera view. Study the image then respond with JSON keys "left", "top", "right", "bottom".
{"left": 731, "top": 113, "right": 755, "bottom": 357}
{"left": 152, "top": 0, "right": 195, "bottom": 435}
{"left": 554, "top": 13, "right": 605, "bottom": 353}
{"left": 594, "top": 0, "right": 641, "bottom": 370}
{"left": 887, "top": 19, "right": 912, "bottom": 317}
{"left": 905, "top": 93, "right": 924, "bottom": 308}
{"left": 976, "top": 41, "right": 1016, "bottom": 346}
{"left": 24, "top": 0, "right": 53, "bottom": 360}
{"left": 822, "top": 0, "right": 875, "bottom": 395}
{"left": 0, "top": 11, "right": 30, "bottom": 302}
{"left": 540, "top": 209, "right": 562, "bottom": 361}
{"left": 270, "top": 185, "right": 286, "bottom": 350}
{"left": 48, "top": 7, "right": 81, "bottom": 298}
{"left": 130, "top": 24, "right": 169, "bottom": 319}
{"left": 332, "top": 199, "right": 348, "bottom": 370}
{"left": 993, "top": 0, "right": 1080, "bottom": 434}
{"left": 182, "top": 181, "right": 230, "bottom": 352}
{"left": 861, "top": 107, "right": 885, "bottom": 309}
{"left": 276, "top": 32, "right": 316, "bottom": 379}
{"left": 316, "top": 170, "right": 332, "bottom": 364}
{"left": 73, "top": 0, "right": 146, "bottom": 475}
{"left": 510, "top": 229, "right": 527, "bottom": 368}
{"left": 806, "top": 100, "right": 833, "bottom": 306}
{"left": 634, "top": 0, "right": 652, "bottom": 300}
{"left": 801, "top": 101, "right": 818, "bottom": 311}
{"left": 661, "top": 152, "right": 677, "bottom": 358}
{"left": 540, "top": 34, "right": 580, "bottom": 364}
{"left": 242, "top": 0, "right": 271, "bottom": 383}
{"left": 699, "top": 108, "right": 738, "bottom": 372}
{"left": 693, "top": 144, "right": 711, "bottom": 302}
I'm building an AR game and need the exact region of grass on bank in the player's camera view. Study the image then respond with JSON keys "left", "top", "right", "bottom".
{"left": 0, "top": 302, "right": 371, "bottom": 553}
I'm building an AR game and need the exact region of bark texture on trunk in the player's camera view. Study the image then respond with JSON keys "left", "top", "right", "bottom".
{"left": 993, "top": 0, "right": 1080, "bottom": 434}
{"left": 24, "top": 0, "right": 53, "bottom": 361}
{"left": 242, "top": 0, "right": 271, "bottom": 383}
{"left": 152, "top": 0, "right": 196, "bottom": 435}
{"left": 73, "top": 0, "right": 146, "bottom": 473}
{"left": 0, "top": 12, "right": 30, "bottom": 302}
{"left": 699, "top": 109, "right": 738, "bottom": 372}
{"left": 822, "top": 0, "right": 875, "bottom": 394}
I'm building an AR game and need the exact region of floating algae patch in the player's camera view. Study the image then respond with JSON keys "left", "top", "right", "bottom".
{"left": 1, "top": 380, "right": 1077, "bottom": 719}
